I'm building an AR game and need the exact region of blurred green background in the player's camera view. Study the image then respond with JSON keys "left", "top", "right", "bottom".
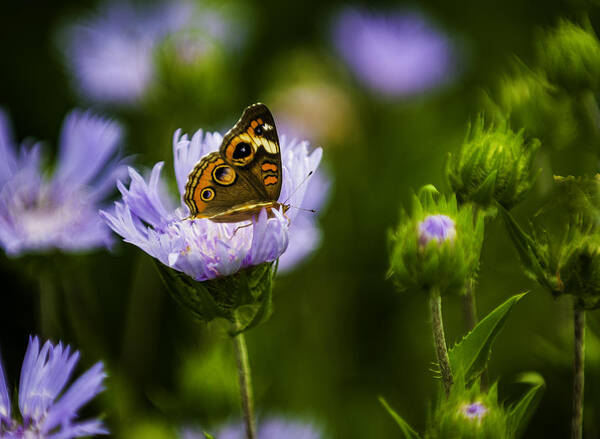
{"left": 1, "top": 0, "right": 600, "bottom": 438}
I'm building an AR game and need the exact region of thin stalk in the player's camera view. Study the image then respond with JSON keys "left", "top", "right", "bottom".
{"left": 232, "top": 316, "right": 257, "bottom": 439}
{"left": 429, "top": 287, "right": 453, "bottom": 397}
{"left": 571, "top": 304, "right": 585, "bottom": 439}
{"left": 462, "top": 278, "right": 478, "bottom": 331}
{"left": 38, "top": 272, "right": 60, "bottom": 339}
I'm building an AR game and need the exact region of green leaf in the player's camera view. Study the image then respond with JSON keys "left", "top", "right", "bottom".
{"left": 203, "top": 433, "right": 215, "bottom": 439}
{"left": 379, "top": 397, "right": 423, "bottom": 439}
{"left": 507, "top": 372, "right": 545, "bottom": 438}
{"left": 449, "top": 292, "right": 527, "bottom": 382}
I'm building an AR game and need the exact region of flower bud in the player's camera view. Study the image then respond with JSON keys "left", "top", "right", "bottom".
{"left": 558, "top": 232, "right": 600, "bottom": 309}
{"left": 429, "top": 384, "right": 507, "bottom": 439}
{"left": 538, "top": 19, "right": 600, "bottom": 93}
{"left": 388, "top": 186, "right": 484, "bottom": 295}
{"left": 502, "top": 175, "right": 600, "bottom": 309}
{"left": 446, "top": 117, "right": 540, "bottom": 212}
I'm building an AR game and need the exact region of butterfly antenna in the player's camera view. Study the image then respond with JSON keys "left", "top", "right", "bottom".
{"left": 283, "top": 171, "right": 314, "bottom": 206}
{"left": 289, "top": 206, "right": 317, "bottom": 213}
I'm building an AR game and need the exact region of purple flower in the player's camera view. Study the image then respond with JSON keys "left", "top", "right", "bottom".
{"left": 59, "top": 1, "right": 243, "bottom": 105}
{"left": 461, "top": 402, "right": 488, "bottom": 421}
{"left": 0, "top": 336, "right": 107, "bottom": 438}
{"left": 418, "top": 214, "right": 456, "bottom": 247}
{"left": 0, "top": 109, "right": 125, "bottom": 256}
{"left": 101, "top": 128, "right": 324, "bottom": 281}
{"left": 182, "top": 417, "right": 322, "bottom": 439}
{"left": 332, "top": 7, "right": 457, "bottom": 98}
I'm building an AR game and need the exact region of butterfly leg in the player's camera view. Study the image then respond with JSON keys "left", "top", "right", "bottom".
{"left": 233, "top": 222, "right": 253, "bottom": 236}
{"left": 283, "top": 212, "right": 291, "bottom": 227}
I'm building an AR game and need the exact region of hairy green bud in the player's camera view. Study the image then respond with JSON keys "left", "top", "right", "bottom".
{"left": 446, "top": 117, "right": 540, "bottom": 213}
{"left": 428, "top": 383, "right": 507, "bottom": 439}
{"left": 388, "top": 186, "right": 484, "bottom": 295}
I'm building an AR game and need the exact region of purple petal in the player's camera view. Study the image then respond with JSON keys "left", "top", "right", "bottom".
{"left": 54, "top": 110, "right": 123, "bottom": 190}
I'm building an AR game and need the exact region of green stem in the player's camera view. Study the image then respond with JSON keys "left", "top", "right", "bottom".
{"left": 462, "top": 278, "right": 478, "bottom": 331}
{"left": 429, "top": 287, "right": 453, "bottom": 397}
{"left": 232, "top": 317, "right": 257, "bottom": 439}
{"left": 571, "top": 303, "right": 585, "bottom": 439}
{"left": 38, "top": 272, "right": 60, "bottom": 339}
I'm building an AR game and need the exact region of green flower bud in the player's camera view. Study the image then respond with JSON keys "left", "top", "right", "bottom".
{"left": 388, "top": 186, "right": 484, "bottom": 295}
{"left": 155, "top": 261, "right": 276, "bottom": 333}
{"left": 446, "top": 117, "right": 540, "bottom": 212}
{"left": 554, "top": 175, "right": 600, "bottom": 309}
{"left": 429, "top": 384, "right": 508, "bottom": 439}
{"left": 538, "top": 19, "right": 600, "bottom": 93}
{"left": 558, "top": 230, "right": 600, "bottom": 309}
{"left": 428, "top": 373, "right": 544, "bottom": 439}
{"left": 502, "top": 175, "right": 600, "bottom": 309}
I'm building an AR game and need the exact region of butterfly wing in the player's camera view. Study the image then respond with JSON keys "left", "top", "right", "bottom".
{"left": 220, "top": 103, "right": 283, "bottom": 201}
{"left": 183, "top": 103, "right": 284, "bottom": 221}
{"left": 184, "top": 152, "right": 264, "bottom": 218}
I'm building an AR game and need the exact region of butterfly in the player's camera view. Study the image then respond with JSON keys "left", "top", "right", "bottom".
{"left": 184, "top": 103, "right": 290, "bottom": 223}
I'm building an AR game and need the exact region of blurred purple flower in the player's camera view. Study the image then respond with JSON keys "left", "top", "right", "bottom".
{"left": 101, "top": 128, "right": 324, "bottom": 281}
{"left": 182, "top": 417, "right": 322, "bottom": 439}
{"left": 332, "top": 7, "right": 457, "bottom": 98}
{"left": 418, "top": 214, "right": 456, "bottom": 247}
{"left": 0, "top": 336, "right": 107, "bottom": 438}
{"left": 0, "top": 109, "right": 125, "bottom": 256}
{"left": 59, "top": 1, "right": 242, "bottom": 105}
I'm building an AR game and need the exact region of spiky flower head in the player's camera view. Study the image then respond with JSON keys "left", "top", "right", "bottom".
{"left": 446, "top": 117, "right": 540, "bottom": 213}
{"left": 0, "top": 336, "right": 107, "bottom": 438}
{"left": 538, "top": 19, "right": 600, "bottom": 93}
{"left": 388, "top": 185, "right": 484, "bottom": 295}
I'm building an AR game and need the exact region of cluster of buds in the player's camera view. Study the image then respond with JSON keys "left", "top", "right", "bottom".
{"left": 446, "top": 117, "right": 540, "bottom": 213}
{"left": 388, "top": 185, "right": 484, "bottom": 295}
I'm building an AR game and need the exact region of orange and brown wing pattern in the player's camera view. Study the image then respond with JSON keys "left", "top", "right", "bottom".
{"left": 184, "top": 151, "right": 258, "bottom": 218}
{"left": 220, "top": 103, "right": 283, "bottom": 201}
{"left": 183, "top": 103, "right": 284, "bottom": 222}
